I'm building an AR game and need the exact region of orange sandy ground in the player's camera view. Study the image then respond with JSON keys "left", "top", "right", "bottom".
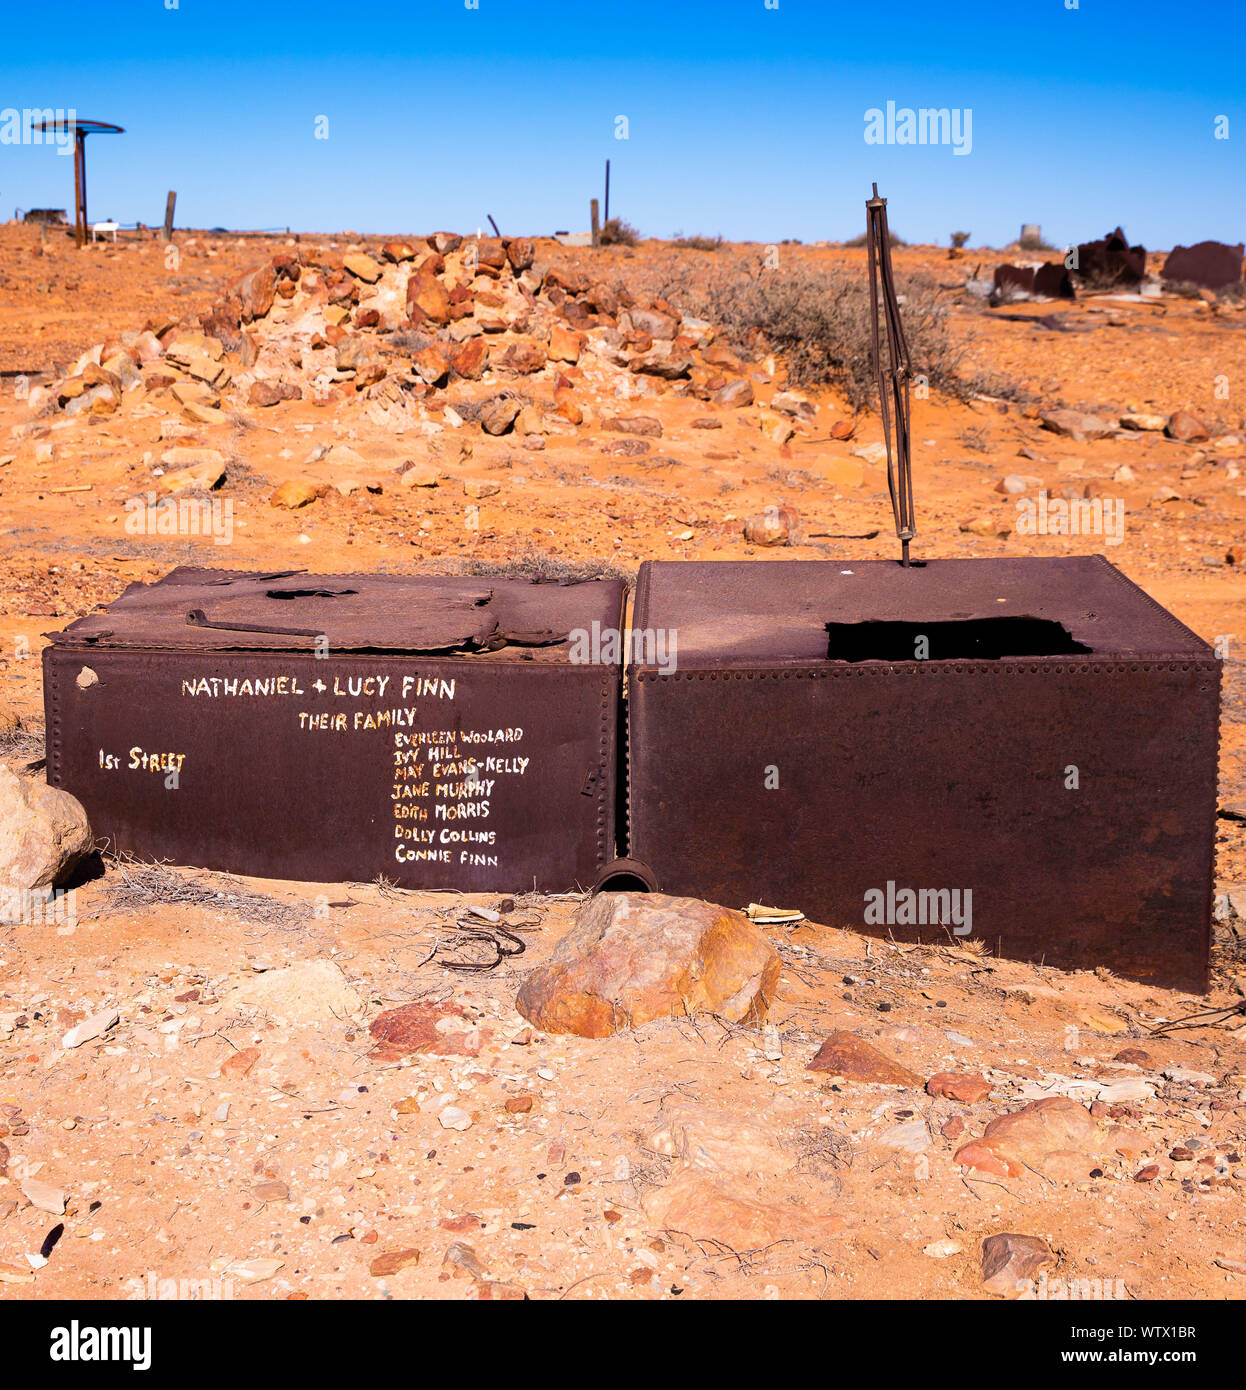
{"left": 0, "top": 224, "right": 1242, "bottom": 1301}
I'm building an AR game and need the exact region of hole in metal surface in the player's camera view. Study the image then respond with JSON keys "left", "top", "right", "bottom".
{"left": 265, "top": 588, "right": 359, "bottom": 600}
{"left": 825, "top": 617, "right": 1091, "bottom": 662}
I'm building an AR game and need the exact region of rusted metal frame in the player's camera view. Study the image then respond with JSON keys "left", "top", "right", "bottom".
{"left": 866, "top": 184, "right": 915, "bottom": 565}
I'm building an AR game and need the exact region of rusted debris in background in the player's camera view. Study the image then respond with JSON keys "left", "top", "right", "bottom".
{"left": 991, "top": 263, "right": 1076, "bottom": 304}
{"left": 993, "top": 263, "right": 1037, "bottom": 299}
{"left": 1033, "top": 262, "right": 1075, "bottom": 298}
{"left": 1073, "top": 226, "right": 1147, "bottom": 287}
{"left": 1161, "top": 240, "right": 1244, "bottom": 290}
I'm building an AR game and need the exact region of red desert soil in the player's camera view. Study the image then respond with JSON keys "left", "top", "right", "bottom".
{"left": 0, "top": 223, "right": 1243, "bottom": 1300}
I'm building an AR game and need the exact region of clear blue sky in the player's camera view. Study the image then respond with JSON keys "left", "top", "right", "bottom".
{"left": 2, "top": 0, "right": 1242, "bottom": 249}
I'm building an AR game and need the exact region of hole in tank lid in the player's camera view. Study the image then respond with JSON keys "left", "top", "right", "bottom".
{"left": 825, "top": 616, "right": 1092, "bottom": 662}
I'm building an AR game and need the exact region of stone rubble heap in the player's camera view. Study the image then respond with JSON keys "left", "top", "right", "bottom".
{"left": 32, "top": 233, "right": 823, "bottom": 505}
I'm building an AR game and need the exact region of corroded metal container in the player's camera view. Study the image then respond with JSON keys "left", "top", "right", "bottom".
{"left": 625, "top": 556, "right": 1219, "bottom": 990}
{"left": 44, "top": 566, "right": 624, "bottom": 892}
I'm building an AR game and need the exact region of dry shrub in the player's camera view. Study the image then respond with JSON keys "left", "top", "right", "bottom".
{"left": 102, "top": 857, "right": 306, "bottom": 925}
{"left": 462, "top": 542, "right": 635, "bottom": 587}
{"left": 960, "top": 424, "right": 991, "bottom": 452}
{"left": 0, "top": 713, "right": 44, "bottom": 763}
{"left": 842, "top": 229, "right": 907, "bottom": 249}
{"left": 675, "top": 262, "right": 965, "bottom": 409}
{"left": 670, "top": 234, "right": 723, "bottom": 251}
{"left": 390, "top": 328, "right": 435, "bottom": 353}
{"left": 600, "top": 218, "right": 640, "bottom": 247}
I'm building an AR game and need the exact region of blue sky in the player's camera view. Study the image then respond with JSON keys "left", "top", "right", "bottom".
{"left": 1, "top": 0, "right": 1241, "bottom": 248}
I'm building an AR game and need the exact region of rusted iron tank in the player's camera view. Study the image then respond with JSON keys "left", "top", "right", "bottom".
{"left": 43, "top": 566, "right": 625, "bottom": 892}
{"left": 623, "top": 556, "right": 1219, "bottom": 991}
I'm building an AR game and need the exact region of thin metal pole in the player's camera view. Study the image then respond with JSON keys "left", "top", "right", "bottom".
{"left": 604, "top": 159, "right": 610, "bottom": 223}
{"left": 79, "top": 132, "right": 89, "bottom": 241}
{"left": 866, "top": 182, "right": 915, "bottom": 566}
{"left": 73, "top": 131, "right": 86, "bottom": 246}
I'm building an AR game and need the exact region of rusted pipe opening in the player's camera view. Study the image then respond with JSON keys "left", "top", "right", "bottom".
{"left": 592, "top": 857, "right": 659, "bottom": 895}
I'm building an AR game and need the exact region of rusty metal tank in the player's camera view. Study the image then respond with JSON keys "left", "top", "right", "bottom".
{"left": 43, "top": 566, "right": 625, "bottom": 892}
{"left": 623, "top": 555, "right": 1220, "bottom": 991}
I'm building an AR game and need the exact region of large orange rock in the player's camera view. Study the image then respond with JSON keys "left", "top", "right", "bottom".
{"left": 497, "top": 341, "right": 546, "bottom": 375}
{"left": 235, "top": 263, "right": 277, "bottom": 322}
{"left": 955, "top": 1097, "right": 1148, "bottom": 1181}
{"left": 0, "top": 764, "right": 92, "bottom": 896}
{"left": 553, "top": 386, "right": 582, "bottom": 424}
{"left": 927, "top": 1071, "right": 992, "bottom": 1104}
{"left": 269, "top": 480, "right": 324, "bottom": 509}
{"left": 343, "top": 252, "right": 382, "bottom": 284}
{"left": 505, "top": 237, "right": 535, "bottom": 272}
{"left": 713, "top": 377, "right": 754, "bottom": 408}
{"left": 407, "top": 272, "right": 450, "bottom": 325}
{"left": 476, "top": 238, "right": 507, "bottom": 272}
{"left": 411, "top": 345, "right": 451, "bottom": 385}
{"left": 516, "top": 892, "right": 780, "bottom": 1038}
{"left": 450, "top": 338, "right": 489, "bottom": 380}
{"left": 547, "top": 324, "right": 583, "bottom": 363}
{"left": 1165, "top": 409, "right": 1209, "bottom": 442}
{"left": 368, "top": 1001, "right": 488, "bottom": 1061}
{"left": 807, "top": 1031, "right": 921, "bottom": 1086}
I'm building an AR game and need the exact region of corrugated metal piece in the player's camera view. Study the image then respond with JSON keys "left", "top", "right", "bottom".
{"left": 44, "top": 567, "right": 624, "bottom": 892}
{"left": 626, "top": 556, "right": 1220, "bottom": 991}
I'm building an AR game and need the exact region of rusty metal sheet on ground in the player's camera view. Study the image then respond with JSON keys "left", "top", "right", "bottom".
{"left": 50, "top": 566, "right": 599, "bottom": 653}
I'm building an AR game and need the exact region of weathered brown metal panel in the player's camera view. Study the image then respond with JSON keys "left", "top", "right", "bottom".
{"left": 44, "top": 567, "right": 624, "bottom": 892}
{"left": 626, "top": 556, "right": 1219, "bottom": 991}
{"left": 1161, "top": 241, "right": 1244, "bottom": 291}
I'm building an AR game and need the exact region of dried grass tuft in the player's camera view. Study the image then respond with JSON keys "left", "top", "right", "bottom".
{"left": 102, "top": 856, "right": 306, "bottom": 926}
